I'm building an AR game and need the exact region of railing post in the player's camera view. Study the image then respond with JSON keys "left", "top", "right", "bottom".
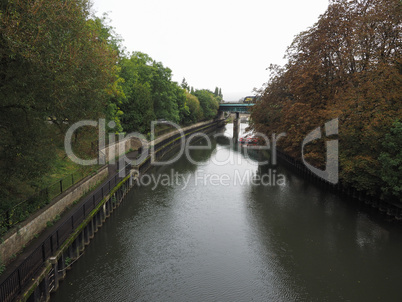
{"left": 6, "top": 210, "right": 10, "bottom": 230}
{"left": 72, "top": 173, "right": 74, "bottom": 185}
{"left": 59, "top": 179, "right": 63, "bottom": 194}
{"left": 42, "top": 244, "right": 46, "bottom": 262}
{"left": 50, "top": 236, "right": 54, "bottom": 254}
{"left": 18, "top": 268, "right": 22, "bottom": 292}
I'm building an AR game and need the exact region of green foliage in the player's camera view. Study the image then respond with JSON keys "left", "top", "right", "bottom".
{"left": 149, "top": 60, "right": 180, "bottom": 122}
{"left": 53, "top": 214, "right": 61, "bottom": 223}
{"left": 0, "top": 0, "right": 222, "bottom": 227}
{"left": 193, "top": 89, "right": 220, "bottom": 120}
{"left": 0, "top": 0, "right": 119, "bottom": 205}
{"left": 181, "top": 78, "right": 189, "bottom": 90}
{"left": 185, "top": 91, "right": 203, "bottom": 123}
{"left": 379, "top": 121, "right": 402, "bottom": 199}
{"left": 120, "top": 80, "right": 155, "bottom": 133}
{"left": 119, "top": 52, "right": 220, "bottom": 131}
{"left": 213, "top": 87, "right": 223, "bottom": 101}
{"left": 65, "top": 256, "right": 72, "bottom": 267}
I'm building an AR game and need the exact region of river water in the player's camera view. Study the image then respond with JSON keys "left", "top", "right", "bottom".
{"left": 52, "top": 124, "right": 402, "bottom": 302}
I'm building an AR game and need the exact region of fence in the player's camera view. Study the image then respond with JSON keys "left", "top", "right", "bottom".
{"left": 0, "top": 170, "right": 92, "bottom": 237}
{"left": 0, "top": 119, "right": 222, "bottom": 302}
{"left": 0, "top": 164, "right": 132, "bottom": 302}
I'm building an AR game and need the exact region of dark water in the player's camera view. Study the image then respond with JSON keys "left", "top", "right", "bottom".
{"left": 52, "top": 124, "right": 402, "bottom": 302}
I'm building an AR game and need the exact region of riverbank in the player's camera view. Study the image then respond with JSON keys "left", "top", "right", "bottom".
{"left": 51, "top": 123, "right": 402, "bottom": 302}
{"left": 0, "top": 119, "right": 224, "bottom": 302}
{"left": 275, "top": 149, "right": 402, "bottom": 221}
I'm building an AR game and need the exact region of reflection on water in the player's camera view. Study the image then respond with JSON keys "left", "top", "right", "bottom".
{"left": 52, "top": 124, "right": 402, "bottom": 302}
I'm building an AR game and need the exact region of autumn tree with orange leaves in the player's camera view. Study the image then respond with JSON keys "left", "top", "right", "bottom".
{"left": 251, "top": 0, "right": 401, "bottom": 199}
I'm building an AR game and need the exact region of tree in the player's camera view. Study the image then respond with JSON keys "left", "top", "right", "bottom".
{"left": 120, "top": 81, "right": 154, "bottom": 133}
{"left": 0, "top": 0, "right": 119, "bottom": 204}
{"left": 151, "top": 61, "right": 180, "bottom": 122}
{"left": 87, "top": 14, "right": 126, "bottom": 132}
{"left": 119, "top": 53, "right": 155, "bottom": 133}
{"left": 379, "top": 121, "right": 402, "bottom": 199}
{"left": 185, "top": 91, "right": 203, "bottom": 123}
{"left": 251, "top": 0, "right": 402, "bottom": 198}
{"left": 193, "top": 89, "right": 220, "bottom": 120}
{"left": 120, "top": 52, "right": 208, "bottom": 130}
{"left": 174, "top": 84, "right": 190, "bottom": 124}
{"left": 181, "top": 78, "right": 189, "bottom": 91}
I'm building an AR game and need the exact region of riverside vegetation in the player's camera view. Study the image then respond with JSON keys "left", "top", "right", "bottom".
{"left": 251, "top": 0, "right": 401, "bottom": 202}
{"left": 0, "top": 0, "right": 222, "bottom": 237}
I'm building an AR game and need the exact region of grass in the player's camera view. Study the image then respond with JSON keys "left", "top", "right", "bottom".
{"left": 41, "top": 149, "right": 101, "bottom": 199}
{"left": 0, "top": 129, "right": 101, "bottom": 236}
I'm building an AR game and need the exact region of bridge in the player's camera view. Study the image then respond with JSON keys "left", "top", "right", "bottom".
{"left": 219, "top": 103, "right": 254, "bottom": 113}
{"left": 218, "top": 103, "right": 254, "bottom": 139}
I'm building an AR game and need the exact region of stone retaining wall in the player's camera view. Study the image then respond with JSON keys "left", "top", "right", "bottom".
{"left": 0, "top": 166, "right": 108, "bottom": 266}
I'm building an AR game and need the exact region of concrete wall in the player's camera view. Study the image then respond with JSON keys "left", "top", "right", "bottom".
{"left": 152, "top": 120, "right": 215, "bottom": 146}
{"left": 17, "top": 119, "right": 224, "bottom": 302}
{"left": 100, "top": 137, "right": 142, "bottom": 163}
{"left": 0, "top": 166, "right": 108, "bottom": 266}
{"left": 99, "top": 121, "right": 219, "bottom": 162}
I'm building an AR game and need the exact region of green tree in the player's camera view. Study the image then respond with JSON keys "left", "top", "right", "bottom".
{"left": 174, "top": 84, "right": 190, "bottom": 124}
{"left": 151, "top": 61, "right": 179, "bottom": 122}
{"left": 119, "top": 54, "right": 155, "bottom": 133}
{"left": 120, "top": 82, "right": 154, "bottom": 133}
{"left": 185, "top": 91, "right": 203, "bottom": 123}
{"left": 120, "top": 52, "right": 202, "bottom": 131}
{"left": 0, "top": 0, "right": 119, "bottom": 204}
{"left": 87, "top": 14, "right": 125, "bottom": 132}
{"left": 193, "top": 89, "right": 220, "bottom": 120}
{"left": 181, "top": 78, "right": 189, "bottom": 91}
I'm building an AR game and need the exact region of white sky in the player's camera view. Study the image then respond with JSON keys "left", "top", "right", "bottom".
{"left": 91, "top": 0, "right": 329, "bottom": 102}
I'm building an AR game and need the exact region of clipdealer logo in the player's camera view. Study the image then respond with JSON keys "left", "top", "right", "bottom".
{"left": 301, "top": 118, "right": 339, "bottom": 184}
{"left": 63, "top": 118, "right": 339, "bottom": 185}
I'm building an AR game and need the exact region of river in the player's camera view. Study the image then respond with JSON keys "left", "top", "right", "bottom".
{"left": 52, "top": 124, "right": 402, "bottom": 302}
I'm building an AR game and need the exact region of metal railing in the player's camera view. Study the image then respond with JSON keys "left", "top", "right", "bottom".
{"left": 0, "top": 119, "right": 221, "bottom": 302}
{"left": 0, "top": 170, "right": 95, "bottom": 236}
{"left": 0, "top": 164, "right": 131, "bottom": 302}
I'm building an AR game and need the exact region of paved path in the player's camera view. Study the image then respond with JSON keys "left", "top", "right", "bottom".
{"left": 0, "top": 150, "right": 139, "bottom": 285}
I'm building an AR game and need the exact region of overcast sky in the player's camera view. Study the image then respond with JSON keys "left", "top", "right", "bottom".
{"left": 91, "top": 0, "right": 329, "bottom": 102}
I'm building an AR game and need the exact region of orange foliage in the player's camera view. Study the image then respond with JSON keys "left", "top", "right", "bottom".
{"left": 251, "top": 0, "right": 401, "bottom": 196}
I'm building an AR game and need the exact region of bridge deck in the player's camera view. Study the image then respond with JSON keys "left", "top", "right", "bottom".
{"left": 219, "top": 103, "right": 254, "bottom": 112}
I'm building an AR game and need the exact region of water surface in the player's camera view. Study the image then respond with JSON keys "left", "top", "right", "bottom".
{"left": 52, "top": 124, "right": 402, "bottom": 302}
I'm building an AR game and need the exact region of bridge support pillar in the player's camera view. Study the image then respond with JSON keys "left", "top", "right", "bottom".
{"left": 233, "top": 112, "right": 240, "bottom": 140}
{"left": 217, "top": 110, "right": 224, "bottom": 119}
